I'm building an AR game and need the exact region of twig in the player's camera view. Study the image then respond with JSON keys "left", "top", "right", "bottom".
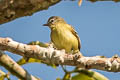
{"left": 0, "top": 50, "right": 39, "bottom": 80}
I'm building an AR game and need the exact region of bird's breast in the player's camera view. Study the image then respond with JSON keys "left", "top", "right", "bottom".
{"left": 51, "top": 27, "right": 78, "bottom": 53}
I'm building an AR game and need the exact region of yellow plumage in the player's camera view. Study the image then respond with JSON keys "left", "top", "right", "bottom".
{"left": 43, "top": 16, "right": 81, "bottom": 54}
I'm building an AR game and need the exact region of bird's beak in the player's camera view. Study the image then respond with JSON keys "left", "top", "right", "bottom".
{"left": 43, "top": 23, "right": 49, "bottom": 26}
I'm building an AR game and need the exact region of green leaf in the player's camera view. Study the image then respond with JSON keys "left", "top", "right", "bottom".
{"left": 0, "top": 70, "right": 10, "bottom": 80}
{"left": 56, "top": 77, "right": 61, "bottom": 80}
{"left": 28, "top": 41, "right": 49, "bottom": 48}
{"left": 17, "top": 58, "right": 41, "bottom": 65}
{"left": 72, "top": 70, "right": 108, "bottom": 80}
{"left": 0, "top": 75, "right": 5, "bottom": 80}
{"left": 72, "top": 73, "right": 94, "bottom": 80}
{"left": 63, "top": 73, "right": 71, "bottom": 80}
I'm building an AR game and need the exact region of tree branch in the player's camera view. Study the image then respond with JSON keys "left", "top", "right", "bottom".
{"left": 0, "top": 37, "right": 120, "bottom": 72}
{"left": 0, "top": 50, "right": 39, "bottom": 80}
{"left": 0, "top": 0, "right": 120, "bottom": 24}
{"left": 0, "top": 0, "right": 60, "bottom": 24}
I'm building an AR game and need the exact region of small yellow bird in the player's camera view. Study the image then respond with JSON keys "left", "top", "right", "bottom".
{"left": 43, "top": 16, "right": 81, "bottom": 54}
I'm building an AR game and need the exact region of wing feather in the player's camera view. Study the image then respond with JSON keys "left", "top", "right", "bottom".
{"left": 68, "top": 25, "right": 81, "bottom": 51}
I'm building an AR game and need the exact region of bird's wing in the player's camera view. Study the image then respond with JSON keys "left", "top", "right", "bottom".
{"left": 68, "top": 24, "right": 81, "bottom": 51}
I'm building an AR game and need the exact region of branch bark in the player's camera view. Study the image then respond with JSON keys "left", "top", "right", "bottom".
{"left": 0, "top": 0, "right": 60, "bottom": 24}
{"left": 0, "top": 37, "right": 120, "bottom": 72}
{"left": 0, "top": 51, "right": 39, "bottom": 80}
{"left": 0, "top": 0, "right": 120, "bottom": 24}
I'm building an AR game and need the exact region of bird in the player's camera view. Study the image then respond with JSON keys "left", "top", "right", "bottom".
{"left": 43, "top": 16, "right": 81, "bottom": 54}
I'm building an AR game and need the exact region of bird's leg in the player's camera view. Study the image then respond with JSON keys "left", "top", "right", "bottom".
{"left": 74, "top": 50, "right": 83, "bottom": 57}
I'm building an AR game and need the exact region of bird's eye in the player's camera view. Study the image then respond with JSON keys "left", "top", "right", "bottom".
{"left": 49, "top": 19, "right": 54, "bottom": 23}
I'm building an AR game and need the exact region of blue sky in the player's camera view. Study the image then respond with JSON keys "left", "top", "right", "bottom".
{"left": 0, "top": 1, "right": 120, "bottom": 80}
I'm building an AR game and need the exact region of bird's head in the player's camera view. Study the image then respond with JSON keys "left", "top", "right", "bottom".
{"left": 43, "top": 16, "right": 66, "bottom": 28}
